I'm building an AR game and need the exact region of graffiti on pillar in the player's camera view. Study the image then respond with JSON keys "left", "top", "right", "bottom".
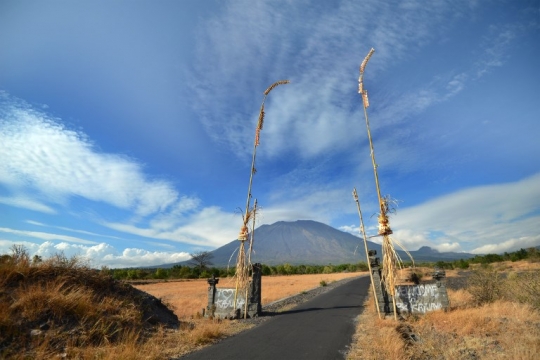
{"left": 395, "top": 283, "right": 449, "bottom": 314}
{"left": 206, "top": 263, "right": 262, "bottom": 319}
{"left": 214, "top": 289, "right": 245, "bottom": 311}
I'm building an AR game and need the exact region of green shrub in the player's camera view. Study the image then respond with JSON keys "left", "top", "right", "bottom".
{"left": 322, "top": 266, "right": 333, "bottom": 274}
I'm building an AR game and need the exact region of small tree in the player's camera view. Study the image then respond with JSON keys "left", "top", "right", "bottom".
{"left": 189, "top": 251, "right": 214, "bottom": 272}
{"left": 32, "top": 255, "right": 43, "bottom": 264}
{"left": 467, "top": 267, "right": 502, "bottom": 305}
{"left": 10, "top": 244, "right": 30, "bottom": 265}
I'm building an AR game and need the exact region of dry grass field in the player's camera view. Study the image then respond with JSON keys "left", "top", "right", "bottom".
{"left": 133, "top": 271, "right": 365, "bottom": 319}
{"left": 347, "top": 261, "right": 540, "bottom": 360}
{"left": 4, "top": 251, "right": 539, "bottom": 359}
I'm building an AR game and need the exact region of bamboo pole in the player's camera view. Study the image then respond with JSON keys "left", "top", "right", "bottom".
{"left": 358, "top": 48, "right": 399, "bottom": 320}
{"left": 248, "top": 199, "right": 257, "bottom": 266}
{"left": 234, "top": 80, "right": 289, "bottom": 312}
{"left": 244, "top": 199, "right": 258, "bottom": 319}
{"left": 352, "top": 188, "right": 381, "bottom": 319}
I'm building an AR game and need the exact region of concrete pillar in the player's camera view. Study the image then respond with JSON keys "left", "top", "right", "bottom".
{"left": 206, "top": 275, "right": 219, "bottom": 317}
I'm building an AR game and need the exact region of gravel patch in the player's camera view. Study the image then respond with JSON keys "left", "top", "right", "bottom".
{"left": 445, "top": 271, "right": 472, "bottom": 290}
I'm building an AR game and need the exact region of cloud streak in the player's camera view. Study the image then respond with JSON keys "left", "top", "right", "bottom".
{"left": 0, "top": 196, "right": 56, "bottom": 214}
{"left": 0, "top": 93, "right": 184, "bottom": 217}
{"left": 389, "top": 173, "right": 540, "bottom": 253}
{"left": 0, "top": 227, "right": 98, "bottom": 245}
{"left": 191, "top": 0, "right": 479, "bottom": 161}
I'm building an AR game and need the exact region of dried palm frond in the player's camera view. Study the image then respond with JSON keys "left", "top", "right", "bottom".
{"left": 362, "top": 90, "right": 369, "bottom": 108}
{"left": 235, "top": 241, "right": 248, "bottom": 285}
{"left": 381, "top": 235, "right": 400, "bottom": 296}
{"left": 360, "top": 48, "right": 375, "bottom": 74}
{"left": 264, "top": 80, "right": 290, "bottom": 96}
{"left": 255, "top": 104, "right": 265, "bottom": 146}
{"left": 390, "top": 235, "right": 414, "bottom": 267}
{"left": 257, "top": 105, "right": 265, "bottom": 130}
{"left": 234, "top": 239, "right": 249, "bottom": 312}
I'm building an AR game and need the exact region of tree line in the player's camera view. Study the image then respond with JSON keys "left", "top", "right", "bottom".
{"left": 104, "top": 262, "right": 371, "bottom": 280}
{"left": 414, "top": 247, "right": 540, "bottom": 270}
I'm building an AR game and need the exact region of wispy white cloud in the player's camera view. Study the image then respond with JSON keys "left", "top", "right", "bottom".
{"left": 338, "top": 174, "right": 540, "bottom": 254}
{"left": 390, "top": 172, "right": 540, "bottom": 253}
{"left": 102, "top": 185, "right": 362, "bottom": 249}
{"left": 0, "top": 196, "right": 56, "bottom": 214}
{"left": 262, "top": 187, "right": 356, "bottom": 225}
{"left": 0, "top": 240, "right": 190, "bottom": 268}
{"left": 0, "top": 94, "right": 184, "bottom": 217}
{"left": 476, "top": 24, "right": 520, "bottom": 78}
{"left": 470, "top": 235, "right": 540, "bottom": 255}
{"left": 0, "top": 227, "right": 98, "bottom": 245}
{"left": 0, "top": 93, "right": 256, "bottom": 250}
{"left": 191, "top": 0, "right": 476, "bottom": 161}
{"left": 25, "top": 220, "right": 123, "bottom": 240}
{"left": 103, "top": 206, "right": 240, "bottom": 248}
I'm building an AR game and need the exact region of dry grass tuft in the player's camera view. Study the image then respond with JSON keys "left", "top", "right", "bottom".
{"left": 0, "top": 249, "right": 177, "bottom": 359}
{"left": 348, "top": 292, "right": 405, "bottom": 359}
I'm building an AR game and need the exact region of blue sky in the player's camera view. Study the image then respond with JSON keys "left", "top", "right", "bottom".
{"left": 1, "top": 0, "right": 539, "bottom": 268}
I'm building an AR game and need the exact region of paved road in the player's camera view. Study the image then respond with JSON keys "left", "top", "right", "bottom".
{"left": 181, "top": 275, "right": 371, "bottom": 360}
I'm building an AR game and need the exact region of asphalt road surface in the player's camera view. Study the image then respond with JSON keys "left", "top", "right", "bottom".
{"left": 181, "top": 275, "right": 371, "bottom": 360}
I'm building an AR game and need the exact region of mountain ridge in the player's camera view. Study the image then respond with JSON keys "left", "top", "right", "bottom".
{"left": 162, "top": 220, "right": 476, "bottom": 267}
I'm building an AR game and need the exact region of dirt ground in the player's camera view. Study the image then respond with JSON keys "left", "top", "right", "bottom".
{"left": 133, "top": 272, "right": 365, "bottom": 318}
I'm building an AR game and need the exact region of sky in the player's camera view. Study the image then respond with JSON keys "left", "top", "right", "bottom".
{"left": 1, "top": 0, "right": 539, "bottom": 268}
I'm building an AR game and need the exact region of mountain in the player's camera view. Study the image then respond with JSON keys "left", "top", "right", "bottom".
{"left": 208, "top": 220, "right": 376, "bottom": 266}
{"left": 409, "top": 245, "right": 475, "bottom": 262}
{"left": 165, "top": 220, "right": 476, "bottom": 267}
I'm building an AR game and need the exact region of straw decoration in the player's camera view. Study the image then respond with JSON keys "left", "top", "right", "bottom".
{"left": 381, "top": 236, "right": 398, "bottom": 292}
{"left": 264, "top": 80, "right": 290, "bottom": 96}
{"left": 255, "top": 105, "right": 265, "bottom": 146}
{"left": 360, "top": 48, "right": 375, "bottom": 74}
{"left": 362, "top": 90, "right": 369, "bottom": 108}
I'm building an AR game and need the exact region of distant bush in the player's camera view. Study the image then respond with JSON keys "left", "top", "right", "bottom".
{"left": 467, "top": 266, "right": 502, "bottom": 305}
{"left": 502, "top": 270, "right": 540, "bottom": 310}
{"left": 320, "top": 280, "right": 328, "bottom": 287}
{"left": 456, "top": 258, "right": 470, "bottom": 269}
{"left": 408, "top": 271, "right": 422, "bottom": 284}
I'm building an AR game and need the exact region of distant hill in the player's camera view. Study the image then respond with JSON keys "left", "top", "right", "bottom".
{"left": 163, "top": 220, "right": 476, "bottom": 267}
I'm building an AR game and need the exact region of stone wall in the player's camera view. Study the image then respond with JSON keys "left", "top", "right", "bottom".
{"left": 206, "top": 263, "right": 262, "bottom": 319}
{"left": 369, "top": 250, "right": 449, "bottom": 316}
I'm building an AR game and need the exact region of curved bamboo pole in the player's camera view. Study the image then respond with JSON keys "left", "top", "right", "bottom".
{"left": 358, "top": 48, "right": 399, "bottom": 320}
{"left": 233, "top": 80, "right": 289, "bottom": 313}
